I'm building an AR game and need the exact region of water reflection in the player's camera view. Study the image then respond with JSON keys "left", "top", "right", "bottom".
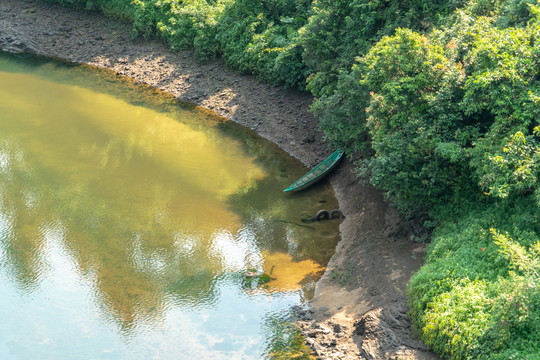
{"left": 0, "top": 53, "right": 339, "bottom": 359}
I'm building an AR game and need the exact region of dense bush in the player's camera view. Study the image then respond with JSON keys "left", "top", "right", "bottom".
{"left": 130, "top": 0, "right": 226, "bottom": 57}
{"left": 216, "top": 0, "right": 311, "bottom": 87}
{"left": 408, "top": 197, "right": 540, "bottom": 359}
{"left": 358, "top": 28, "right": 470, "bottom": 216}
{"left": 34, "top": 0, "right": 540, "bottom": 357}
{"left": 355, "top": 5, "right": 539, "bottom": 356}
{"left": 298, "top": 0, "right": 463, "bottom": 97}
{"left": 128, "top": 0, "right": 310, "bottom": 87}
{"left": 317, "top": 1, "right": 540, "bottom": 217}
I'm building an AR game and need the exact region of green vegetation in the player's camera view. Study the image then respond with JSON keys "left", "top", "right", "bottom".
{"left": 35, "top": 0, "right": 540, "bottom": 358}
{"left": 263, "top": 315, "right": 315, "bottom": 359}
{"left": 239, "top": 269, "right": 273, "bottom": 288}
{"left": 409, "top": 198, "right": 540, "bottom": 359}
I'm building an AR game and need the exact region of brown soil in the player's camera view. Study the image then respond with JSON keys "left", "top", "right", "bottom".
{"left": 0, "top": 1, "right": 440, "bottom": 359}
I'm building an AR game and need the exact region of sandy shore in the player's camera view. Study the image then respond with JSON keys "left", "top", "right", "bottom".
{"left": 0, "top": 1, "right": 439, "bottom": 358}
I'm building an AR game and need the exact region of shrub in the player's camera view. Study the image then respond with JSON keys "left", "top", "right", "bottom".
{"left": 359, "top": 28, "right": 469, "bottom": 216}
{"left": 409, "top": 199, "right": 540, "bottom": 359}
{"left": 299, "top": 0, "right": 462, "bottom": 97}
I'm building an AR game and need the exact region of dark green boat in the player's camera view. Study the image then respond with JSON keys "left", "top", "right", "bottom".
{"left": 283, "top": 150, "right": 344, "bottom": 192}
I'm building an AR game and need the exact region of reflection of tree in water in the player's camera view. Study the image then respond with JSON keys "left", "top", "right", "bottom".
{"left": 221, "top": 132, "right": 341, "bottom": 300}
{"left": 0, "top": 110, "right": 259, "bottom": 332}
{"left": 0, "top": 119, "right": 334, "bottom": 333}
{"left": 0, "top": 157, "right": 49, "bottom": 292}
{"left": 224, "top": 129, "right": 341, "bottom": 266}
{"left": 0, "top": 56, "right": 271, "bottom": 331}
{"left": 0, "top": 139, "right": 228, "bottom": 331}
{"left": 227, "top": 176, "right": 340, "bottom": 264}
{"left": 0, "top": 55, "right": 340, "bottom": 340}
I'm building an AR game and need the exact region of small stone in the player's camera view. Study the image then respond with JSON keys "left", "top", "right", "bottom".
{"left": 303, "top": 134, "right": 316, "bottom": 143}
{"left": 369, "top": 287, "right": 380, "bottom": 296}
{"left": 320, "top": 325, "right": 331, "bottom": 334}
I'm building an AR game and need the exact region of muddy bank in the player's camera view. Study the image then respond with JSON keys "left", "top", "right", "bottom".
{"left": 0, "top": 1, "right": 438, "bottom": 359}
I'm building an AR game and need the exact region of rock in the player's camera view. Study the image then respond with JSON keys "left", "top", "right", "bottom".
{"left": 319, "top": 325, "right": 331, "bottom": 334}
{"left": 354, "top": 318, "right": 366, "bottom": 336}
{"left": 369, "top": 287, "right": 380, "bottom": 296}
{"left": 333, "top": 323, "right": 343, "bottom": 334}
{"left": 302, "top": 134, "right": 316, "bottom": 143}
{"left": 0, "top": 20, "right": 37, "bottom": 54}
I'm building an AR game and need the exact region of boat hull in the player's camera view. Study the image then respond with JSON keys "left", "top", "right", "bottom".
{"left": 283, "top": 150, "right": 344, "bottom": 192}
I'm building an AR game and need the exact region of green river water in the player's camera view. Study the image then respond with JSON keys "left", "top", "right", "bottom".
{"left": 0, "top": 53, "right": 340, "bottom": 359}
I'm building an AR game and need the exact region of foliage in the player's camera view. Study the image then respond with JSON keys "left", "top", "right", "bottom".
{"left": 317, "top": 0, "right": 540, "bottom": 218}
{"left": 408, "top": 198, "right": 540, "bottom": 359}
{"left": 360, "top": 28, "right": 470, "bottom": 216}
{"left": 311, "top": 69, "right": 371, "bottom": 154}
{"left": 480, "top": 131, "right": 540, "bottom": 201}
{"left": 298, "top": 0, "right": 462, "bottom": 97}
{"left": 153, "top": 0, "right": 226, "bottom": 58}
{"left": 216, "top": 0, "right": 311, "bottom": 87}
{"left": 131, "top": 0, "right": 311, "bottom": 87}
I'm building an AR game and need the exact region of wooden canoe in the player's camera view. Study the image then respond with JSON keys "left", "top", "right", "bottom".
{"left": 283, "top": 150, "right": 344, "bottom": 192}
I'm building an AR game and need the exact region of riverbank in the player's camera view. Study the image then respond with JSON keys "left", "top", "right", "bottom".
{"left": 0, "top": 1, "right": 438, "bottom": 358}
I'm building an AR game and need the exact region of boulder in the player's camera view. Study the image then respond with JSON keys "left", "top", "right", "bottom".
{"left": 0, "top": 20, "right": 37, "bottom": 54}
